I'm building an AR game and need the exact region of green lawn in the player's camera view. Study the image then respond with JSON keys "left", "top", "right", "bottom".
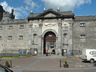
{"left": 0, "top": 55, "right": 32, "bottom": 59}
{"left": 0, "top": 56, "right": 19, "bottom": 59}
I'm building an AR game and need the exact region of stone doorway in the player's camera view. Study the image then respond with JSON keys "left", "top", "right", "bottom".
{"left": 43, "top": 31, "right": 56, "bottom": 54}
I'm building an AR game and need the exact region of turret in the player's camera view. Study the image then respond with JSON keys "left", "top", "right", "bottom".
{"left": 0, "top": 5, "right": 4, "bottom": 21}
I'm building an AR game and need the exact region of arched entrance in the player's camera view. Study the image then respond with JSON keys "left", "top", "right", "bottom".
{"left": 43, "top": 31, "right": 56, "bottom": 54}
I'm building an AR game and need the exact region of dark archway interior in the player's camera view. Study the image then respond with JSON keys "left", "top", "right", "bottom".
{"left": 43, "top": 31, "right": 56, "bottom": 54}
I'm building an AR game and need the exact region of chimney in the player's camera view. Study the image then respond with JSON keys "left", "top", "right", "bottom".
{"left": 11, "top": 7, "right": 14, "bottom": 15}
{"left": 57, "top": 6, "right": 60, "bottom": 12}
{"left": 30, "top": 10, "right": 33, "bottom": 14}
{"left": 44, "top": 8, "right": 46, "bottom": 12}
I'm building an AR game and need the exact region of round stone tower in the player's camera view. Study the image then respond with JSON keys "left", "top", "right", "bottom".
{"left": 0, "top": 5, "right": 4, "bottom": 21}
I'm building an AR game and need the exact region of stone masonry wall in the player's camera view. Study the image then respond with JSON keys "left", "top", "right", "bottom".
{"left": 73, "top": 19, "right": 96, "bottom": 55}
{"left": 0, "top": 19, "right": 29, "bottom": 54}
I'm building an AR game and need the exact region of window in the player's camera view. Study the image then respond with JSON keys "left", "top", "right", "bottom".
{"left": 19, "top": 25, "right": 24, "bottom": 29}
{"left": 64, "top": 33, "right": 67, "bottom": 37}
{"left": 0, "top": 36, "right": 2, "bottom": 40}
{"left": 33, "top": 34, "right": 37, "bottom": 44}
{"left": 8, "top": 36, "right": 12, "bottom": 40}
{"left": 50, "top": 42, "right": 54, "bottom": 45}
{"left": 80, "top": 23, "right": 86, "bottom": 27}
{"left": 80, "top": 34, "right": 86, "bottom": 39}
{"left": 33, "top": 34, "right": 37, "bottom": 36}
{"left": 19, "top": 35, "right": 23, "bottom": 40}
{"left": 8, "top": 26, "right": 13, "bottom": 29}
{"left": 0, "top": 26, "right": 3, "bottom": 30}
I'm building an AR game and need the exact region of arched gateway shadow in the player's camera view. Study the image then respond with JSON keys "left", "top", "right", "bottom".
{"left": 42, "top": 29, "right": 58, "bottom": 54}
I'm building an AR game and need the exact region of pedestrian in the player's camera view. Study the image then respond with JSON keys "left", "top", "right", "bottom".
{"left": 48, "top": 49, "right": 51, "bottom": 56}
{"left": 46, "top": 50, "right": 48, "bottom": 56}
{"left": 34, "top": 50, "right": 37, "bottom": 55}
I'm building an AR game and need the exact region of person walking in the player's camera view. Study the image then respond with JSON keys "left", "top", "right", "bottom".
{"left": 46, "top": 50, "right": 48, "bottom": 56}
{"left": 48, "top": 49, "right": 51, "bottom": 56}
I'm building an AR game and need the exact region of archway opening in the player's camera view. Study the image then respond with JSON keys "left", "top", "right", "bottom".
{"left": 43, "top": 31, "right": 56, "bottom": 54}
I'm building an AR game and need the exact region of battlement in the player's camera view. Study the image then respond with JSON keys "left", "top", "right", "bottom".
{"left": 0, "top": 19, "right": 28, "bottom": 24}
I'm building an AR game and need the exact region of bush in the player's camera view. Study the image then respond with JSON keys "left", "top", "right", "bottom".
{"left": 64, "top": 61, "right": 69, "bottom": 68}
{"left": 64, "top": 61, "right": 67, "bottom": 65}
{"left": 5, "top": 61, "right": 10, "bottom": 67}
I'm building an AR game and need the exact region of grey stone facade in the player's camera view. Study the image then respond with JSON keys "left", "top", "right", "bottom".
{"left": 0, "top": 5, "right": 96, "bottom": 56}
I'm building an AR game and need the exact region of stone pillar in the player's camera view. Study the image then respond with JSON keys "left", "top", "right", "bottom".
{"left": 41, "top": 37, "right": 44, "bottom": 55}
{"left": 38, "top": 20, "right": 43, "bottom": 54}
{"left": 57, "top": 19, "right": 62, "bottom": 55}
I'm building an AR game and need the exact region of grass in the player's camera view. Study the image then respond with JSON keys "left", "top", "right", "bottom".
{"left": 0, "top": 56, "right": 19, "bottom": 59}
{"left": 0, "top": 55, "right": 32, "bottom": 59}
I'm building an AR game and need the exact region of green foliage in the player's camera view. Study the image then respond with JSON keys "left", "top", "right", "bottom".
{"left": 64, "top": 61, "right": 68, "bottom": 65}
{"left": 5, "top": 60, "right": 11, "bottom": 67}
{"left": 0, "top": 55, "right": 32, "bottom": 59}
{"left": 0, "top": 56, "right": 3, "bottom": 59}
{"left": 5, "top": 61, "right": 10, "bottom": 66}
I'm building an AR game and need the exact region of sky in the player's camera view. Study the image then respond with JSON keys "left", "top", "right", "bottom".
{"left": 0, "top": 0, "right": 96, "bottom": 19}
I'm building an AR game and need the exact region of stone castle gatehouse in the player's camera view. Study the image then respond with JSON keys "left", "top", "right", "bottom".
{"left": 0, "top": 5, "right": 96, "bottom": 56}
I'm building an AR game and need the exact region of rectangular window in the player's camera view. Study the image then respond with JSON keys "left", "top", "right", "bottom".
{"left": 8, "top": 36, "right": 12, "bottom": 40}
{"left": 19, "top": 25, "right": 24, "bottom": 29}
{"left": 8, "top": 26, "right": 13, "bottom": 29}
{"left": 80, "top": 23, "right": 86, "bottom": 27}
{"left": 80, "top": 34, "right": 86, "bottom": 39}
{"left": 0, "top": 36, "right": 2, "bottom": 40}
{"left": 0, "top": 26, "right": 3, "bottom": 30}
{"left": 19, "top": 35, "right": 23, "bottom": 40}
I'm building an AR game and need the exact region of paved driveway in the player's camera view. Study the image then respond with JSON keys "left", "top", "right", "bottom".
{"left": 0, "top": 55, "right": 95, "bottom": 72}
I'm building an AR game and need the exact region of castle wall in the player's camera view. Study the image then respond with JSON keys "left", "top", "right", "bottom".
{"left": 73, "top": 19, "right": 96, "bottom": 55}
{"left": 0, "top": 19, "right": 29, "bottom": 54}
{"left": 0, "top": 5, "right": 96, "bottom": 56}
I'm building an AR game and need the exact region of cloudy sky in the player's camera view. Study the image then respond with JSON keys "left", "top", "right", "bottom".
{"left": 0, "top": 0, "right": 96, "bottom": 19}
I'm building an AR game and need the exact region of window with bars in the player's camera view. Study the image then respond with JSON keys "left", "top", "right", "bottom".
{"left": 0, "top": 26, "right": 3, "bottom": 30}
{"left": 80, "top": 23, "right": 86, "bottom": 27}
{"left": 8, "top": 36, "right": 12, "bottom": 40}
{"left": 19, "top": 25, "right": 24, "bottom": 29}
{"left": 80, "top": 34, "right": 86, "bottom": 39}
{"left": 0, "top": 36, "right": 2, "bottom": 40}
{"left": 19, "top": 35, "right": 23, "bottom": 40}
{"left": 8, "top": 25, "right": 13, "bottom": 29}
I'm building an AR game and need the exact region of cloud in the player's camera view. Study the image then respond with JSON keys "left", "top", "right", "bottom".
{"left": 0, "top": 1, "right": 12, "bottom": 13}
{"left": 14, "top": 6, "right": 29, "bottom": 16}
{"left": 24, "top": 0, "right": 38, "bottom": 10}
{"left": 0, "top": 0, "right": 39, "bottom": 19}
{"left": 42, "top": 0, "right": 91, "bottom": 11}
{"left": 0, "top": 1, "right": 21, "bottom": 19}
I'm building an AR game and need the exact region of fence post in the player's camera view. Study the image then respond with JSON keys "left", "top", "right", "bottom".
{"left": 60, "top": 60, "right": 62, "bottom": 67}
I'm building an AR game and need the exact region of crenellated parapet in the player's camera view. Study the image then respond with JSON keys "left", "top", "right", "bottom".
{"left": 0, "top": 19, "right": 28, "bottom": 24}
